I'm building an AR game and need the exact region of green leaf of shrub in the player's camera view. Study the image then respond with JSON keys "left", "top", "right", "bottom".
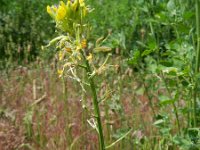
{"left": 141, "top": 49, "right": 154, "bottom": 57}
{"left": 160, "top": 99, "right": 175, "bottom": 106}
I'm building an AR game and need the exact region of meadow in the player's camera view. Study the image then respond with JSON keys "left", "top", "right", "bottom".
{"left": 0, "top": 0, "right": 200, "bottom": 150}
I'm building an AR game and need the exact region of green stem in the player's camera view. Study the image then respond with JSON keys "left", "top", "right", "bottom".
{"left": 81, "top": 51, "right": 105, "bottom": 150}
{"left": 161, "top": 73, "right": 180, "bottom": 133}
{"left": 194, "top": 0, "right": 200, "bottom": 127}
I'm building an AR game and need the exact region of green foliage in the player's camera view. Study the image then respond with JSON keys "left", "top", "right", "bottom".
{"left": 127, "top": 0, "right": 200, "bottom": 149}
{"left": 0, "top": 0, "right": 57, "bottom": 68}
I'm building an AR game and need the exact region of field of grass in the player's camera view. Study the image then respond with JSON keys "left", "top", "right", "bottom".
{"left": 0, "top": 62, "right": 154, "bottom": 149}
{"left": 0, "top": 59, "right": 198, "bottom": 150}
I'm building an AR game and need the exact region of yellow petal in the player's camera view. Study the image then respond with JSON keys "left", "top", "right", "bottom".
{"left": 47, "top": 5, "right": 51, "bottom": 14}
{"left": 56, "top": 3, "right": 67, "bottom": 20}
{"left": 52, "top": 6, "right": 57, "bottom": 12}
{"left": 47, "top": 5, "right": 57, "bottom": 18}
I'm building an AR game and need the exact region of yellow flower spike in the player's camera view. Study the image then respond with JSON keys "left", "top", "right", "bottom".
{"left": 56, "top": 2, "right": 67, "bottom": 21}
{"left": 86, "top": 53, "right": 93, "bottom": 61}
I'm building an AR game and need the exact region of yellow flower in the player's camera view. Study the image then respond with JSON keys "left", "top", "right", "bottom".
{"left": 79, "top": 0, "right": 85, "bottom": 7}
{"left": 52, "top": 6, "right": 57, "bottom": 12}
{"left": 56, "top": 2, "right": 67, "bottom": 21}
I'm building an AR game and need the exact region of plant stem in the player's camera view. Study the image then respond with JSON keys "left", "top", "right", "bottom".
{"left": 161, "top": 73, "right": 180, "bottom": 133}
{"left": 81, "top": 51, "right": 105, "bottom": 150}
{"left": 194, "top": 0, "right": 200, "bottom": 127}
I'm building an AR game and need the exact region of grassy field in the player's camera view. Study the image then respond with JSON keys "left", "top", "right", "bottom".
{"left": 0, "top": 59, "right": 196, "bottom": 150}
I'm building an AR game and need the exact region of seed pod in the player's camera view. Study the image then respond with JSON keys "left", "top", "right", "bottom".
{"left": 96, "top": 36, "right": 104, "bottom": 46}
{"left": 93, "top": 46, "right": 112, "bottom": 53}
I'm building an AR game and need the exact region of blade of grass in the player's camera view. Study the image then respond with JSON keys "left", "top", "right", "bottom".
{"left": 105, "top": 128, "right": 133, "bottom": 149}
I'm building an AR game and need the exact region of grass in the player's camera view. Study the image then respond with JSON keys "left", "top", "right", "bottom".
{"left": 1, "top": 58, "right": 195, "bottom": 149}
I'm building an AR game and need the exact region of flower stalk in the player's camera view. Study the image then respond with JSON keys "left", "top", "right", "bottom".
{"left": 81, "top": 50, "right": 105, "bottom": 150}
{"left": 194, "top": 0, "right": 200, "bottom": 127}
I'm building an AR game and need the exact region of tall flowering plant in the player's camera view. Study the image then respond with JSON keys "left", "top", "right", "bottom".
{"left": 46, "top": 0, "right": 112, "bottom": 149}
